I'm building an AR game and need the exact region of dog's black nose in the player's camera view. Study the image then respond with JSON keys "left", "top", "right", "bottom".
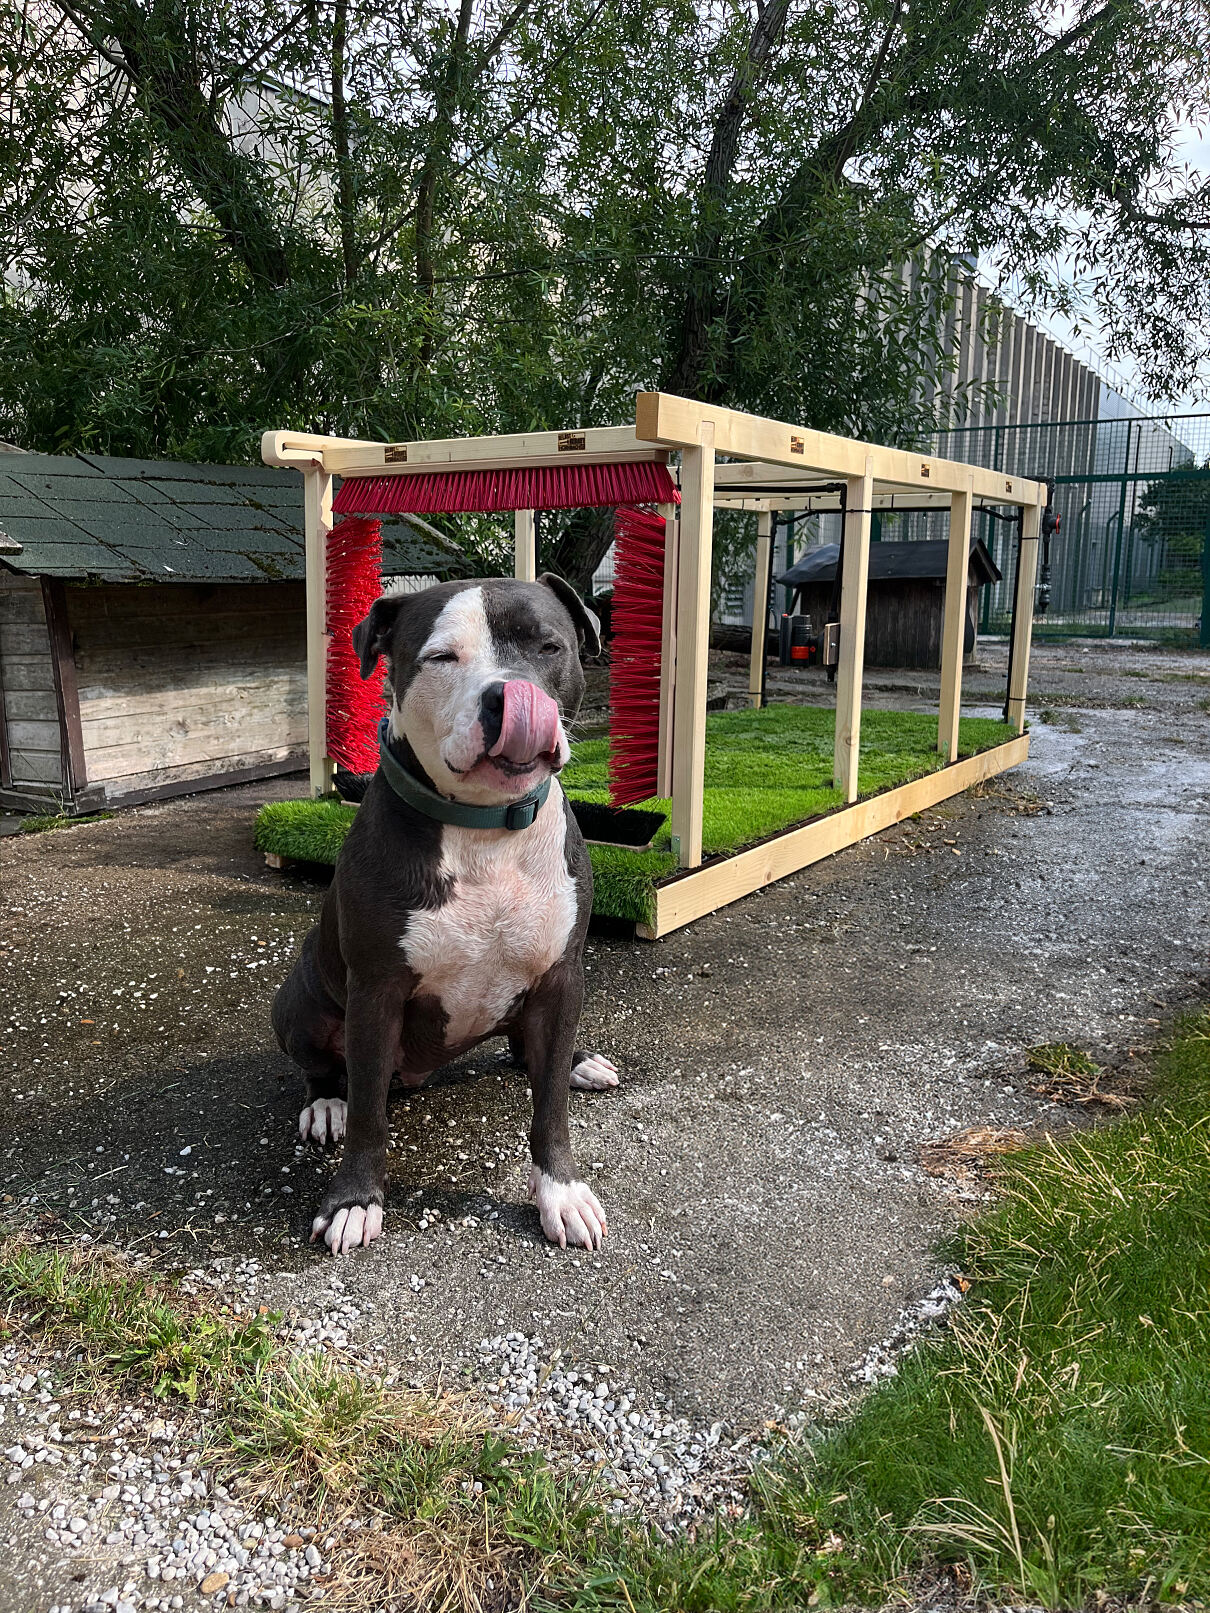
{"left": 479, "top": 681, "right": 506, "bottom": 750}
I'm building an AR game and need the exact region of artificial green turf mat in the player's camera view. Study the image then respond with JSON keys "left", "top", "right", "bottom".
{"left": 255, "top": 706, "right": 1016, "bottom": 926}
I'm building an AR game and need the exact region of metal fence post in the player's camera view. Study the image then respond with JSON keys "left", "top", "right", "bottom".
{"left": 1107, "top": 419, "right": 1132, "bottom": 638}
{"left": 1201, "top": 511, "right": 1210, "bottom": 649}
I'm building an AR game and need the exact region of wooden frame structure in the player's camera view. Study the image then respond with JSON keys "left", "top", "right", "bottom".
{"left": 264, "top": 394, "right": 1044, "bottom": 937}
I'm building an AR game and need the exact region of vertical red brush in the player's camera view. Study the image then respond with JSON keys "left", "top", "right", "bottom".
{"left": 325, "top": 515, "right": 385, "bottom": 773}
{"left": 609, "top": 506, "right": 667, "bottom": 806}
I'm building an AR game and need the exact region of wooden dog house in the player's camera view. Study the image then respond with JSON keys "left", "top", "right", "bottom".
{"left": 263, "top": 394, "right": 1043, "bottom": 936}
{"left": 0, "top": 452, "right": 457, "bottom": 813}
{"left": 778, "top": 536, "right": 1002, "bottom": 669}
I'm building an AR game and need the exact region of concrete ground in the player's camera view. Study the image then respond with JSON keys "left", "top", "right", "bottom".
{"left": 2, "top": 638, "right": 1209, "bottom": 1434}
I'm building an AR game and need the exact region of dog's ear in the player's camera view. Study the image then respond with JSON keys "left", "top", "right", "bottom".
{"left": 352, "top": 593, "right": 410, "bottom": 680}
{"left": 538, "top": 573, "right": 602, "bottom": 659}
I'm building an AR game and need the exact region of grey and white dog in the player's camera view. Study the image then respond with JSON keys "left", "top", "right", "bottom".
{"left": 272, "top": 575, "right": 617, "bottom": 1256}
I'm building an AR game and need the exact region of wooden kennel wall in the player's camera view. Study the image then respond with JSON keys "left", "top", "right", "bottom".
{"left": 263, "top": 395, "right": 1044, "bottom": 937}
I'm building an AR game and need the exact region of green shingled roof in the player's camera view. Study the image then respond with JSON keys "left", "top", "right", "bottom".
{"left": 0, "top": 452, "right": 467, "bottom": 583}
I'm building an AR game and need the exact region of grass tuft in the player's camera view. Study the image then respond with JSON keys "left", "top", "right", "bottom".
{"left": 18, "top": 810, "right": 115, "bottom": 835}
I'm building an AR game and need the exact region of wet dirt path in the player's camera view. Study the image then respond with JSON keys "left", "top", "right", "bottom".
{"left": 2, "top": 639, "right": 1208, "bottom": 1429}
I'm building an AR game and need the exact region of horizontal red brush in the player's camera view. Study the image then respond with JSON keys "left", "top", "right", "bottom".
{"left": 334, "top": 459, "right": 677, "bottom": 516}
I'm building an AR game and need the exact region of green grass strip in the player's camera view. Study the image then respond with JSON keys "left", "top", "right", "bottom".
{"left": 3, "top": 1013, "right": 1207, "bottom": 1606}
{"left": 255, "top": 706, "right": 1016, "bottom": 925}
{"left": 540, "top": 1011, "right": 1210, "bottom": 1609}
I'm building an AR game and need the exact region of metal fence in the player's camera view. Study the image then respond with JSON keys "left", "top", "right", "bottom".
{"left": 934, "top": 413, "right": 1210, "bottom": 645}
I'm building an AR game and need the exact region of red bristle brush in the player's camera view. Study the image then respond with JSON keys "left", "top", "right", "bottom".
{"left": 608, "top": 505, "right": 668, "bottom": 806}
{"left": 333, "top": 459, "right": 677, "bottom": 517}
{"left": 325, "top": 514, "right": 385, "bottom": 773}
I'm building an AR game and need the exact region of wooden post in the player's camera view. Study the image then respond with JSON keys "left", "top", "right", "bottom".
{"left": 670, "top": 427, "right": 715, "bottom": 867}
{"left": 41, "top": 579, "right": 86, "bottom": 801}
{"left": 1006, "top": 498, "right": 1042, "bottom": 733}
{"left": 303, "top": 467, "right": 336, "bottom": 798}
{"left": 514, "top": 510, "right": 536, "bottom": 581}
{"left": 938, "top": 481, "right": 973, "bottom": 761}
{"left": 833, "top": 464, "right": 873, "bottom": 802}
{"left": 656, "top": 501, "right": 679, "bottom": 798}
{"left": 749, "top": 510, "right": 773, "bottom": 703}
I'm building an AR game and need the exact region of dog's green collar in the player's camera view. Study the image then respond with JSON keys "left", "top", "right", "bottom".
{"left": 377, "top": 718, "right": 551, "bottom": 831}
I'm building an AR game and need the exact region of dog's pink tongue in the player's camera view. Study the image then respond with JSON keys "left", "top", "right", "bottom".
{"left": 490, "top": 680, "right": 560, "bottom": 765}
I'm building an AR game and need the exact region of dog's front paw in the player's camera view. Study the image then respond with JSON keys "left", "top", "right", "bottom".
{"left": 570, "top": 1051, "right": 619, "bottom": 1091}
{"left": 299, "top": 1097, "right": 347, "bottom": 1146}
{"left": 528, "top": 1167, "right": 607, "bottom": 1251}
{"left": 310, "top": 1200, "right": 384, "bottom": 1256}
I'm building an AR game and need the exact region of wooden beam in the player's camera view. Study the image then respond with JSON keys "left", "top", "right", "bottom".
{"left": 669, "top": 428, "right": 715, "bottom": 868}
{"left": 262, "top": 429, "right": 383, "bottom": 469}
{"left": 749, "top": 511, "right": 773, "bottom": 701}
{"left": 833, "top": 467, "right": 873, "bottom": 801}
{"left": 1007, "top": 499, "right": 1042, "bottom": 733}
{"left": 41, "top": 578, "right": 85, "bottom": 798}
{"left": 303, "top": 468, "right": 336, "bottom": 799}
{"left": 0, "top": 632, "right": 9, "bottom": 789}
{"left": 514, "top": 510, "right": 536, "bottom": 581}
{"left": 323, "top": 425, "right": 661, "bottom": 479}
{"left": 938, "top": 482, "right": 973, "bottom": 760}
{"left": 656, "top": 502, "right": 679, "bottom": 798}
{"left": 639, "top": 734, "right": 1030, "bottom": 938}
{"left": 636, "top": 392, "right": 1045, "bottom": 506}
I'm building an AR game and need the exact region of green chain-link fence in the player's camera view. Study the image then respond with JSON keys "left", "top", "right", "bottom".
{"left": 934, "top": 413, "right": 1210, "bottom": 646}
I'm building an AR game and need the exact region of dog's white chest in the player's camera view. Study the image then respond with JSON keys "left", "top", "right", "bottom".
{"left": 399, "top": 786, "right": 578, "bottom": 1048}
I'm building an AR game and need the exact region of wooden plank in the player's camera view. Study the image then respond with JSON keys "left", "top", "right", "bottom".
{"left": 5, "top": 719, "right": 63, "bottom": 751}
{"left": 669, "top": 431, "right": 715, "bottom": 868}
{"left": 0, "top": 624, "right": 59, "bottom": 658}
{"left": 514, "top": 510, "right": 536, "bottom": 582}
{"left": 1007, "top": 499, "right": 1042, "bottom": 733}
{"left": 5, "top": 688, "right": 74, "bottom": 723}
{"left": 636, "top": 392, "right": 1046, "bottom": 506}
{"left": 4, "top": 748, "right": 63, "bottom": 785}
{"left": 304, "top": 469, "right": 336, "bottom": 798}
{"left": 323, "top": 425, "right": 658, "bottom": 479}
{"left": 42, "top": 578, "right": 85, "bottom": 796}
{"left": 748, "top": 511, "right": 773, "bottom": 700}
{"left": 95, "top": 751, "right": 304, "bottom": 806}
{"left": 0, "top": 636, "right": 8, "bottom": 789}
{"left": 938, "top": 483, "right": 973, "bottom": 760}
{"left": 640, "top": 735, "right": 1030, "bottom": 937}
{"left": 78, "top": 672, "right": 305, "bottom": 726}
{"left": 656, "top": 502, "right": 678, "bottom": 798}
{"left": 833, "top": 467, "right": 873, "bottom": 801}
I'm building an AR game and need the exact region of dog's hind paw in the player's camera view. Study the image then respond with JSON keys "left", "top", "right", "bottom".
{"left": 299, "top": 1097, "right": 347, "bottom": 1146}
{"left": 528, "top": 1168, "right": 608, "bottom": 1251}
{"left": 310, "top": 1201, "right": 383, "bottom": 1257}
{"left": 570, "top": 1051, "right": 619, "bottom": 1091}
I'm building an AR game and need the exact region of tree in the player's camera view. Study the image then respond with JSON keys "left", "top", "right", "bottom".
{"left": 1, "top": 0, "right": 1208, "bottom": 590}
{"left": 1134, "top": 460, "right": 1210, "bottom": 594}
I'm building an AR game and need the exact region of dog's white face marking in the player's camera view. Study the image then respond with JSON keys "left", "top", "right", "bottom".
{"left": 393, "top": 585, "right": 569, "bottom": 805}
{"left": 528, "top": 1166, "right": 607, "bottom": 1250}
{"left": 298, "top": 1097, "right": 346, "bottom": 1146}
{"left": 399, "top": 781, "right": 578, "bottom": 1053}
{"left": 569, "top": 1053, "right": 620, "bottom": 1091}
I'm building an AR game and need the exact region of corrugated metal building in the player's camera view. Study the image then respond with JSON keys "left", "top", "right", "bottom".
{"left": 0, "top": 453, "right": 458, "bottom": 812}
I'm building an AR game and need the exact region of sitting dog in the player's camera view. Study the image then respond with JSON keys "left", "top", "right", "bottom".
{"left": 272, "top": 575, "right": 617, "bottom": 1256}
